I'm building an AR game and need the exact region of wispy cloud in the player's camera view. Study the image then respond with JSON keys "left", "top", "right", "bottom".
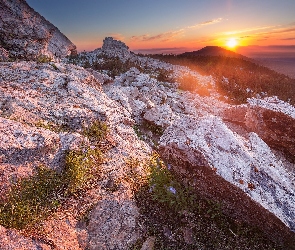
{"left": 108, "top": 33, "right": 125, "bottom": 41}
{"left": 267, "top": 27, "right": 295, "bottom": 35}
{"left": 131, "top": 29, "right": 184, "bottom": 42}
{"left": 187, "top": 18, "right": 223, "bottom": 29}
{"left": 281, "top": 37, "right": 295, "bottom": 40}
{"left": 131, "top": 17, "right": 223, "bottom": 42}
{"left": 223, "top": 25, "right": 278, "bottom": 36}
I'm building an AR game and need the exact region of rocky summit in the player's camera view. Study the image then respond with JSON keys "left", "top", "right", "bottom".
{"left": 0, "top": 1, "right": 295, "bottom": 250}
{"left": 0, "top": 0, "right": 76, "bottom": 61}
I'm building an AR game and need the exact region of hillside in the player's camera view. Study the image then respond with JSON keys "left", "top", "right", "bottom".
{"left": 151, "top": 53, "right": 295, "bottom": 105}
{"left": 0, "top": 2, "right": 295, "bottom": 250}
{"left": 182, "top": 46, "right": 248, "bottom": 59}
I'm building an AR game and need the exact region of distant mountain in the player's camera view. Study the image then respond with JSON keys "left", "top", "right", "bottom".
{"left": 182, "top": 46, "right": 248, "bottom": 59}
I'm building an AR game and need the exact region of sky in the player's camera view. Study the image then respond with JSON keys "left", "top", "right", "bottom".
{"left": 26, "top": 0, "right": 295, "bottom": 54}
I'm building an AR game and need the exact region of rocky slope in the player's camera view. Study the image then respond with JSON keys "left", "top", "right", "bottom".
{"left": 0, "top": 0, "right": 76, "bottom": 61}
{"left": 1, "top": 37, "right": 295, "bottom": 248}
{"left": 0, "top": 2, "right": 295, "bottom": 248}
{"left": 0, "top": 60, "right": 152, "bottom": 249}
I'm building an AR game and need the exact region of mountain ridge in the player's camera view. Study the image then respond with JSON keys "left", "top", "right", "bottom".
{"left": 181, "top": 45, "right": 249, "bottom": 59}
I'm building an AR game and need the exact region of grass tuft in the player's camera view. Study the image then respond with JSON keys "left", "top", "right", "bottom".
{"left": 0, "top": 166, "right": 64, "bottom": 229}
{"left": 64, "top": 148, "right": 103, "bottom": 195}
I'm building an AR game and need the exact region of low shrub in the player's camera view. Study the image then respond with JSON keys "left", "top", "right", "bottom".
{"left": 0, "top": 122, "right": 108, "bottom": 230}
{"left": 0, "top": 166, "right": 64, "bottom": 229}
{"left": 36, "top": 54, "right": 52, "bottom": 63}
{"left": 64, "top": 148, "right": 103, "bottom": 195}
{"left": 82, "top": 120, "right": 108, "bottom": 143}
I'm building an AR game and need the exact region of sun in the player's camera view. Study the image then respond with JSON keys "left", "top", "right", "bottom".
{"left": 226, "top": 38, "right": 238, "bottom": 49}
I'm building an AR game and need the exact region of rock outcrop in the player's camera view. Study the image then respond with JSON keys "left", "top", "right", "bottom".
{"left": 159, "top": 115, "right": 295, "bottom": 237}
{"left": 0, "top": 0, "right": 76, "bottom": 60}
{"left": 0, "top": 61, "right": 151, "bottom": 249}
{"left": 223, "top": 96, "right": 295, "bottom": 162}
{"left": 102, "top": 37, "right": 129, "bottom": 52}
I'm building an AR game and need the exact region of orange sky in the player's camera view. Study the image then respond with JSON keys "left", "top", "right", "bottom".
{"left": 27, "top": 0, "right": 295, "bottom": 54}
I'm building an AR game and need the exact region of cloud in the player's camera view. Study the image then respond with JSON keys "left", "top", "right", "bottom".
{"left": 108, "top": 33, "right": 125, "bottom": 41}
{"left": 130, "top": 17, "right": 223, "bottom": 43}
{"left": 223, "top": 25, "right": 278, "bottom": 36}
{"left": 281, "top": 37, "right": 295, "bottom": 40}
{"left": 267, "top": 27, "right": 295, "bottom": 35}
{"left": 133, "top": 47, "right": 189, "bottom": 54}
{"left": 187, "top": 18, "right": 223, "bottom": 29}
{"left": 131, "top": 29, "right": 184, "bottom": 42}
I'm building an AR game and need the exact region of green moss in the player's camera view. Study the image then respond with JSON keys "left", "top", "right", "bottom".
{"left": 35, "top": 119, "right": 73, "bottom": 133}
{"left": 0, "top": 146, "right": 104, "bottom": 230}
{"left": 0, "top": 166, "right": 64, "bottom": 229}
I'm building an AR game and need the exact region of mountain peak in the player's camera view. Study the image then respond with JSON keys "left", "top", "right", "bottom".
{"left": 182, "top": 46, "right": 247, "bottom": 59}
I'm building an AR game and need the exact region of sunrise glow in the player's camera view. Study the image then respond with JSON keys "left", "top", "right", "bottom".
{"left": 226, "top": 38, "right": 238, "bottom": 49}
{"left": 26, "top": 0, "right": 295, "bottom": 55}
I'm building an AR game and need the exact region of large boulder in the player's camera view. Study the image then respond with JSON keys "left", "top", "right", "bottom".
{"left": 159, "top": 115, "right": 295, "bottom": 243}
{"left": 223, "top": 97, "right": 295, "bottom": 162}
{"left": 0, "top": 0, "right": 76, "bottom": 60}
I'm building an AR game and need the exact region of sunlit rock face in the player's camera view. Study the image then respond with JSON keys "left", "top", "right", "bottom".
{"left": 159, "top": 115, "right": 295, "bottom": 233}
{"left": 0, "top": 0, "right": 76, "bottom": 60}
{"left": 223, "top": 97, "right": 295, "bottom": 162}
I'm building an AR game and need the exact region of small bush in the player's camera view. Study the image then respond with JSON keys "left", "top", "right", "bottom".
{"left": 83, "top": 121, "right": 108, "bottom": 143}
{"left": 177, "top": 74, "right": 210, "bottom": 96}
{"left": 64, "top": 148, "right": 103, "bottom": 195}
{"left": 156, "top": 69, "right": 175, "bottom": 83}
{"left": 50, "top": 63, "right": 59, "bottom": 71}
{"left": 148, "top": 154, "right": 198, "bottom": 212}
{"left": 36, "top": 54, "right": 52, "bottom": 63}
{"left": 142, "top": 120, "right": 164, "bottom": 137}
